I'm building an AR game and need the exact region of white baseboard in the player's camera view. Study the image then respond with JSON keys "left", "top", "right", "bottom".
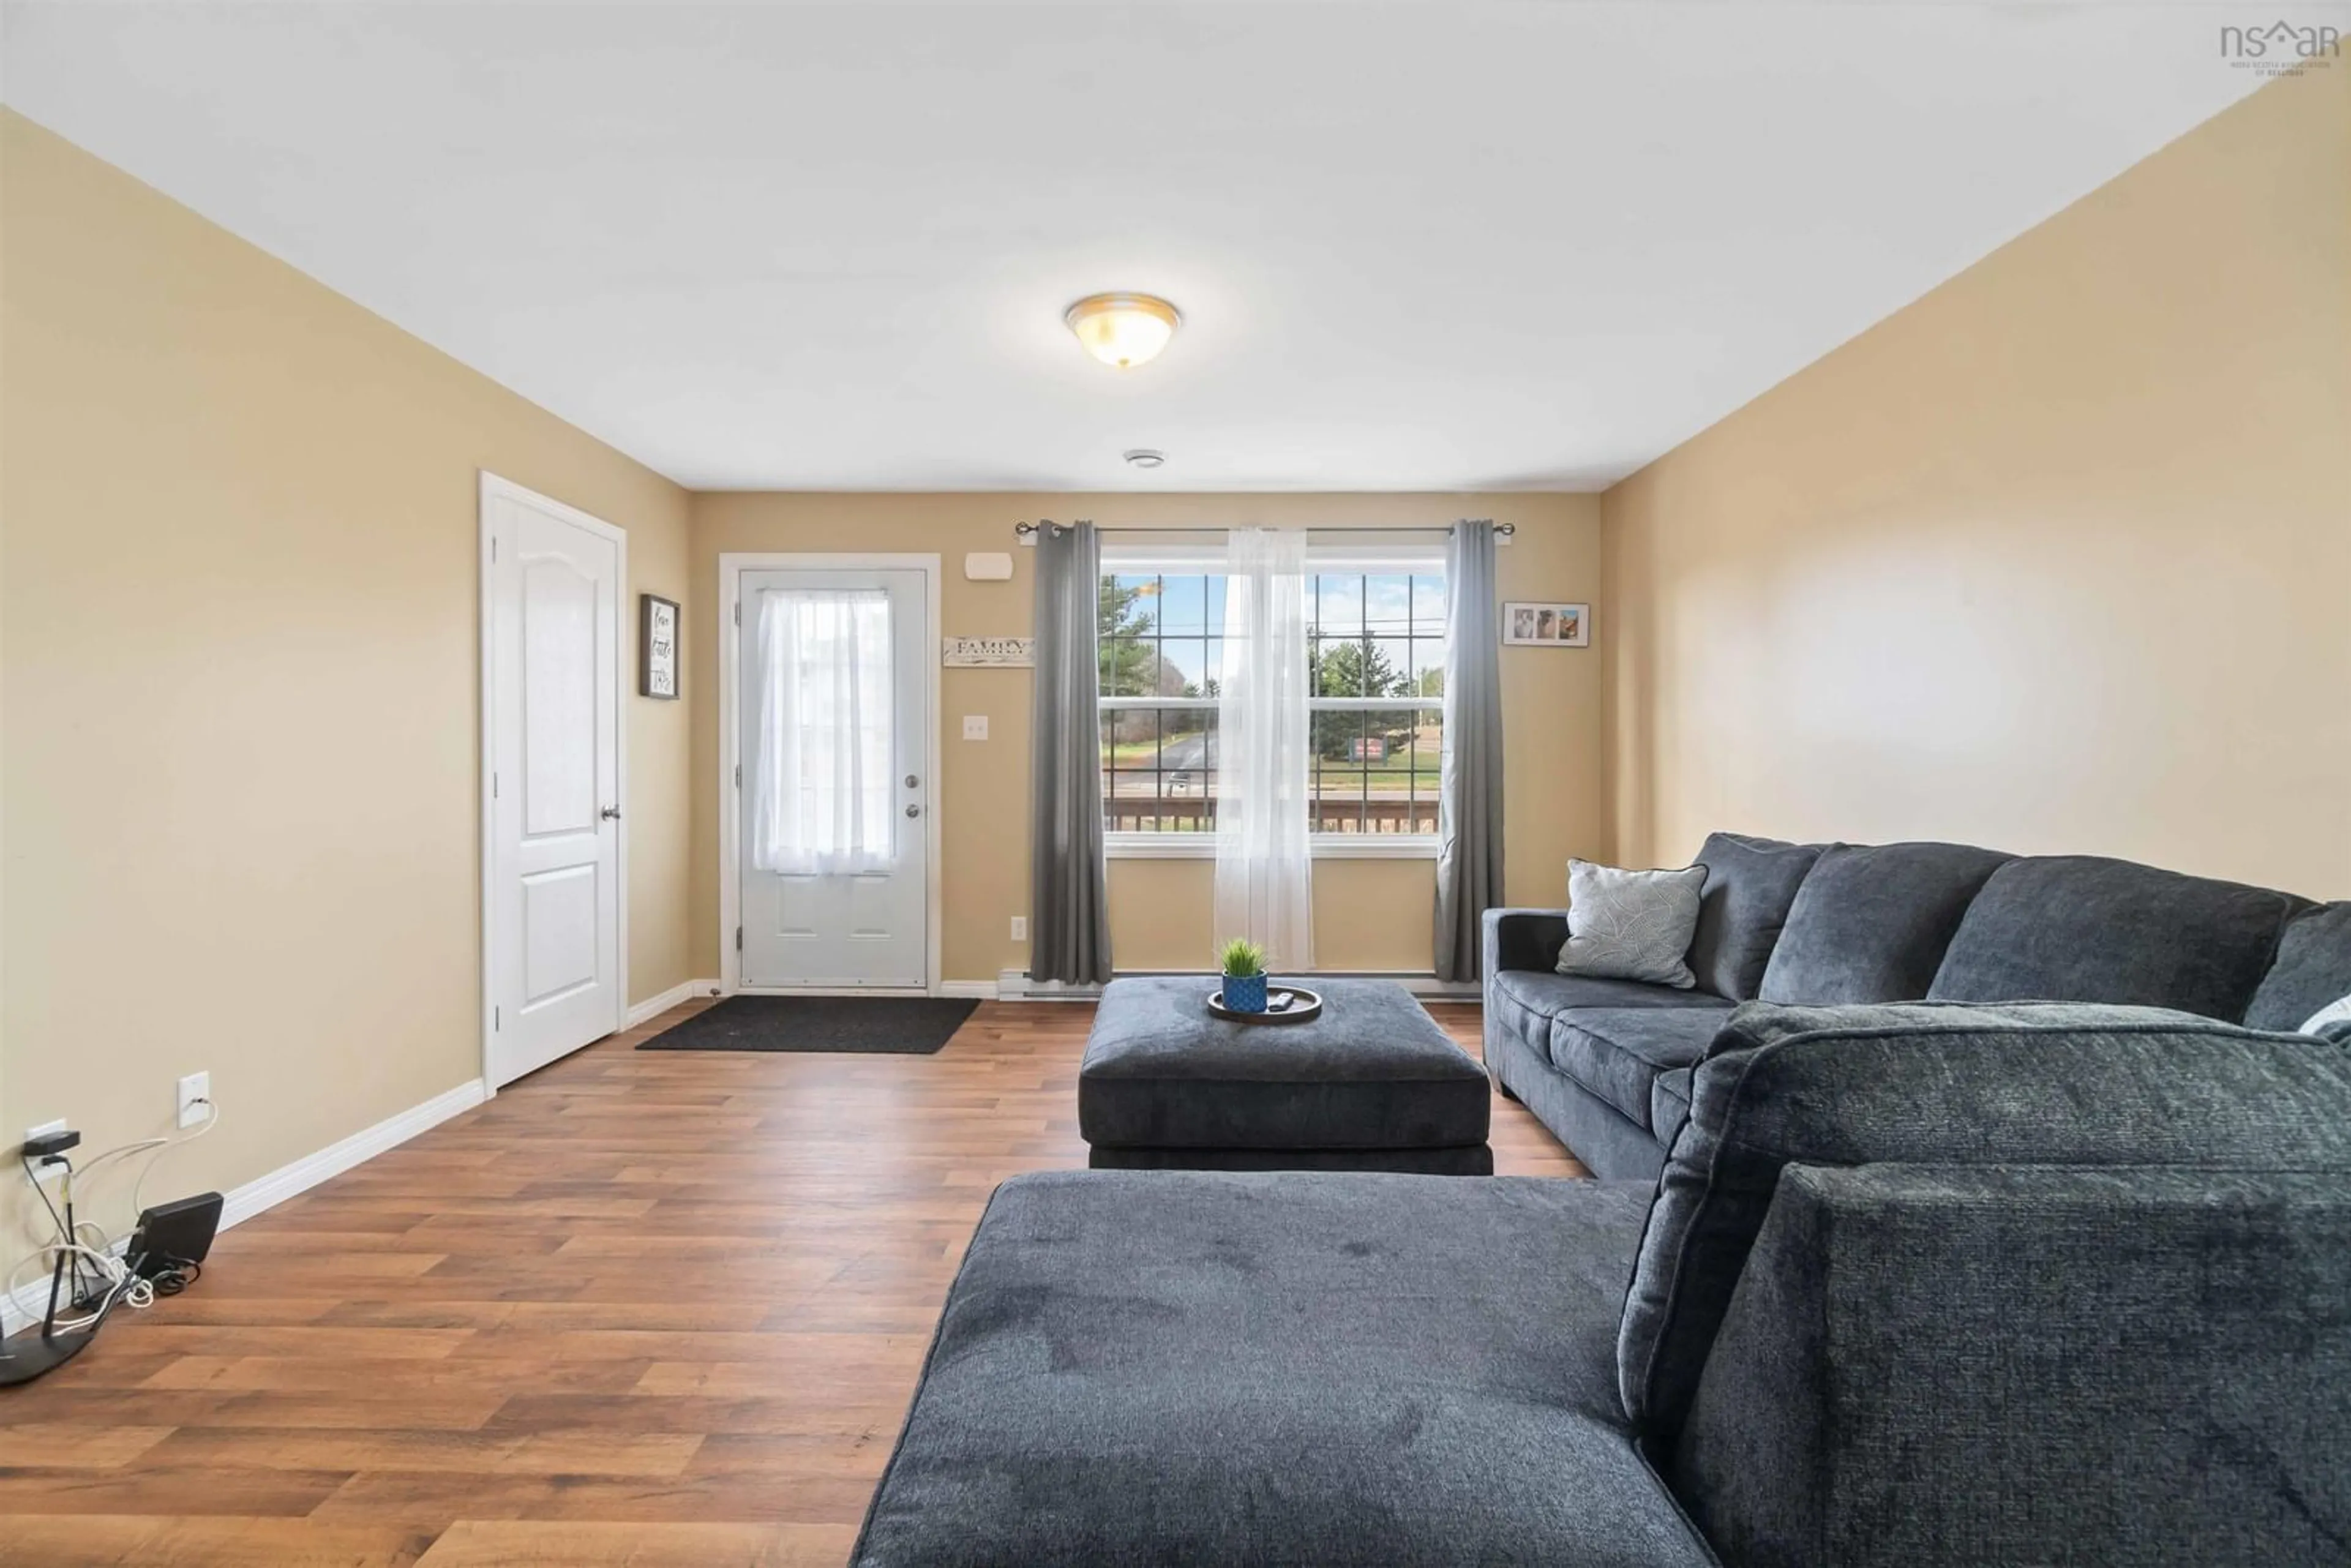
{"left": 4, "top": 1076, "right": 488, "bottom": 1338}
{"left": 996, "top": 968, "right": 1479, "bottom": 1002}
{"left": 219, "top": 1078, "right": 486, "bottom": 1230}
{"left": 693, "top": 978, "right": 1000, "bottom": 1002}
{"left": 626, "top": 977, "right": 724, "bottom": 1027}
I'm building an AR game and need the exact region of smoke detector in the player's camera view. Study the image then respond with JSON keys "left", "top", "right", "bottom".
{"left": 1123, "top": 449, "right": 1167, "bottom": 470}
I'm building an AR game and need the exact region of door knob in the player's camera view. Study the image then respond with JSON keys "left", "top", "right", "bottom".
{"left": 904, "top": 803, "right": 922, "bottom": 819}
{"left": 601, "top": 805, "right": 622, "bottom": 821}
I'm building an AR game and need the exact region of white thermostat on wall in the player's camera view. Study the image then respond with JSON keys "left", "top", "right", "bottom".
{"left": 964, "top": 552, "right": 1015, "bottom": 581}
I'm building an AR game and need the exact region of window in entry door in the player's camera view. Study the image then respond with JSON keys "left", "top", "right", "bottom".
{"left": 750, "top": 588, "right": 897, "bottom": 874}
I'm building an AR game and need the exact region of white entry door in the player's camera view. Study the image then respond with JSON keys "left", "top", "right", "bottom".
{"left": 484, "top": 476, "right": 624, "bottom": 1087}
{"left": 737, "top": 567, "right": 929, "bottom": 987}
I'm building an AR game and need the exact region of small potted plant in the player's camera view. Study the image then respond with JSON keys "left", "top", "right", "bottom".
{"left": 1218, "top": 937, "right": 1270, "bottom": 1015}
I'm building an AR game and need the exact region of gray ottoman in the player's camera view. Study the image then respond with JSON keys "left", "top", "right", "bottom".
{"left": 1078, "top": 977, "right": 1493, "bottom": 1174}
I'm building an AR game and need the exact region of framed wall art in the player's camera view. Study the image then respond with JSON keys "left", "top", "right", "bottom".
{"left": 640, "top": 593, "right": 680, "bottom": 699}
{"left": 1502, "top": 601, "right": 1590, "bottom": 648}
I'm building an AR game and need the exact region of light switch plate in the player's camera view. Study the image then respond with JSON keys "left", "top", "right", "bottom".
{"left": 962, "top": 715, "right": 989, "bottom": 740}
{"left": 1010, "top": 915, "right": 1028, "bottom": 941}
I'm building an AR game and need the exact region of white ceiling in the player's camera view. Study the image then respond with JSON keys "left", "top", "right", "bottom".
{"left": 0, "top": 2, "right": 2294, "bottom": 492}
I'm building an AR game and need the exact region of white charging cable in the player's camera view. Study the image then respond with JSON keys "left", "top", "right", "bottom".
{"left": 129, "top": 1097, "right": 219, "bottom": 1221}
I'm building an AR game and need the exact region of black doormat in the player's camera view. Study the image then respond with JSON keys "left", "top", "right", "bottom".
{"left": 636, "top": 995, "right": 979, "bottom": 1055}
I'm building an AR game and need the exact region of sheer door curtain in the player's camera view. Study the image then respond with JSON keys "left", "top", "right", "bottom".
{"left": 752, "top": 588, "right": 897, "bottom": 874}
{"left": 1213, "top": 527, "right": 1314, "bottom": 970}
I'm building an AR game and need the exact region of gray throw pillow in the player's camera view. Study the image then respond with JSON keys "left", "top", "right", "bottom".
{"left": 1555, "top": 860, "right": 1704, "bottom": 989}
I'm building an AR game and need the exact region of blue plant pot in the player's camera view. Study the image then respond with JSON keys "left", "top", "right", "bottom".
{"left": 1223, "top": 973, "right": 1269, "bottom": 1013}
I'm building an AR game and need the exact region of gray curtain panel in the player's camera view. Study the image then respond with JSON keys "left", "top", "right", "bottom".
{"left": 1029, "top": 523, "right": 1114, "bottom": 984}
{"left": 1434, "top": 520, "right": 1505, "bottom": 980}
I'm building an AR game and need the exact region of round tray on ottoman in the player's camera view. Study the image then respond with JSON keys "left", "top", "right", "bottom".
{"left": 1205, "top": 985, "right": 1324, "bottom": 1024}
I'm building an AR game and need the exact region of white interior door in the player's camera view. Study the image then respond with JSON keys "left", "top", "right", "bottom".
{"left": 484, "top": 478, "right": 624, "bottom": 1087}
{"left": 737, "top": 566, "right": 929, "bottom": 988}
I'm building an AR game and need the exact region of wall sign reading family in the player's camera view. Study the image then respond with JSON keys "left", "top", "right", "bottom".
{"left": 640, "top": 593, "right": 680, "bottom": 698}
{"left": 1503, "top": 601, "right": 1589, "bottom": 648}
{"left": 942, "top": 636, "right": 1035, "bottom": 667}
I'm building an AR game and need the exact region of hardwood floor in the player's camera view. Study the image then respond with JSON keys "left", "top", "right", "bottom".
{"left": 0, "top": 999, "right": 1582, "bottom": 1566}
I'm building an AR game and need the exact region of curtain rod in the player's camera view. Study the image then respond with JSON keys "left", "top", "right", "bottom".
{"left": 1012, "top": 519, "right": 1511, "bottom": 537}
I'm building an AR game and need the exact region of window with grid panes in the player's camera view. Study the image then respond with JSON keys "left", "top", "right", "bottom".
{"left": 1098, "top": 546, "right": 1446, "bottom": 852}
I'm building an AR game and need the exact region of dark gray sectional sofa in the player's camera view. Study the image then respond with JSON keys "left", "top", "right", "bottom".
{"left": 1485, "top": 831, "right": 2351, "bottom": 1180}
{"left": 851, "top": 832, "right": 2351, "bottom": 1566}
{"left": 854, "top": 997, "right": 2351, "bottom": 1566}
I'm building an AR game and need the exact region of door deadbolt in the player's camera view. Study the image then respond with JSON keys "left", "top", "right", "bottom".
{"left": 904, "top": 774, "right": 920, "bottom": 789}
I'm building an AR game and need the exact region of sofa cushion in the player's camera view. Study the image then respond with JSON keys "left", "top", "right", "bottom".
{"left": 1649, "top": 1067, "right": 1692, "bottom": 1146}
{"left": 1488, "top": 1027, "right": 1678, "bottom": 1185}
{"left": 1556, "top": 859, "right": 1707, "bottom": 988}
{"left": 1674, "top": 1164, "right": 2351, "bottom": 1568}
{"left": 852, "top": 1171, "right": 1715, "bottom": 1568}
{"left": 1616, "top": 1000, "right": 2351, "bottom": 1440}
{"left": 1493, "top": 969, "right": 1739, "bottom": 1016}
{"left": 1078, "top": 977, "right": 1488, "bottom": 1152}
{"left": 1758, "top": 841, "right": 2011, "bottom": 1004}
{"left": 1686, "top": 833, "right": 1828, "bottom": 1000}
{"left": 1548, "top": 1009, "right": 1728, "bottom": 1133}
{"left": 1927, "top": 855, "right": 2308, "bottom": 1021}
{"left": 2244, "top": 901, "right": 2351, "bottom": 1033}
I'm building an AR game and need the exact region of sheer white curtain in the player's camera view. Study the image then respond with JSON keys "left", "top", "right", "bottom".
{"left": 1214, "top": 528, "right": 1314, "bottom": 969}
{"left": 751, "top": 588, "right": 896, "bottom": 874}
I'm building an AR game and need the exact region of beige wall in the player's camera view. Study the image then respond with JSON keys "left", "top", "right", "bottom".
{"left": 0, "top": 111, "right": 696, "bottom": 1250}
{"left": 1106, "top": 859, "right": 1453, "bottom": 974}
{"left": 1601, "top": 70, "right": 2351, "bottom": 897}
{"left": 690, "top": 492, "right": 1607, "bottom": 981}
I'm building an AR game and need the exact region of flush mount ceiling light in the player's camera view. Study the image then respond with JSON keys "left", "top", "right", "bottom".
{"left": 1123, "top": 449, "right": 1166, "bottom": 469}
{"left": 1065, "top": 293, "right": 1180, "bottom": 369}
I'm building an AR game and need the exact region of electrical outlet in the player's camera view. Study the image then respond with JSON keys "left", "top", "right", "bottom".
{"left": 962, "top": 715, "right": 989, "bottom": 741}
{"left": 24, "top": 1121, "right": 69, "bottom": 1183}
{"left": 1010, "top": 915, "right": 1028, "bottom": 942}
{"left": 177, "top": 1072, "right": 211, "bottom": 1130}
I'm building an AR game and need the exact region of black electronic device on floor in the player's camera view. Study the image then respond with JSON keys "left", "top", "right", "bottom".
{"left": 129, "top": 1191, "right": 222, "bottom": 1289}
